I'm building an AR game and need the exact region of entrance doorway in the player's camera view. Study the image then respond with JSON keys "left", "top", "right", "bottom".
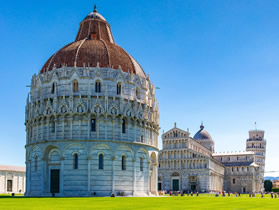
{"left": 173, "top": 179, "right": 179, "bottom": 191}
{"left": 7, "top": 180, "right": 12, "bottom": 192}
{"left": 243, "top": 187, "right": 246, "bottom": 193}
{"left": 50, "top": 169, "right": 60, "bottom": 193}
{"left": 191, "top": 184, "right": 196, "bottom": 191}
{"left": 158, "top": 183, "right": 162, "bottom": 191}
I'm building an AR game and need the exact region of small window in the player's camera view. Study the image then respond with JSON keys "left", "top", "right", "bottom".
{"left": 51, "top": 121, "right": 55, "bottom": 133}
{"left": 122, "top": 155, "right": 126, "bottom": 170}
{"left": 122, "top": 119, "right": 126, "bottom": 133}
{"left": 141, "top": 135, "right": 143, "bottom": 143}
{"left": 140, "top": 157, "right": 143, "bottom": 171}
{"left": 51, "top": 83, "right": 55, "bottom": 94}
{"left": 73, "top": 80, "right": 78, "bottom": 92}
{"left": 95, "top": 81, "right": 101, "bottom": 93}
{"left": 237, "top": 167, "right": 239, "bottom": 172}
{"left": 74, "top": 154, "right": 78, "bottom": 169}
{"left": 136, "top": 88, "right": 140, "bottom": 99}
{"left": 35, "top": 156, "right": 38, "bottom": 171}
{"left": 247, "top": 167, "right": 249, "bottom": 171}
{"left": 233, "top": 179, "right": 235, "bottom": 184}
{"left": 99, "top": 154, "right": 104, "bottom": 170}
{"left": 232, "top": 167, "right": 234, "bottom": 172}
{"left": 91, "top": 119, "right": 96, "bottom": 132}
{"left": 117, "top": 83, "right": 121, "bottom": 95}
{"left": 242, "top": 167, "right": 244, "bottom": 171}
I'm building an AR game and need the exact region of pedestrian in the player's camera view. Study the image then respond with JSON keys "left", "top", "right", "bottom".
{"left": 187, "top": 191, "right": 189, "bottom": 196}
{"left": 228, "top": 192, "right": 230, "bottom": 197}
{"left": 261, "top": 192, "right": 264, "bottom": 198}
{"left": 271, "top": 192, "right": 273, "bottom": 199}
{"left": 275, "top": 193, "right": 277, "bottom": 199}
{"left": 196, "top": 191, "right": 199, "bottom": 197}
{"left": 191, "top": 191, "right": 193, "bottom": 196}
{"left": 169, "top": 191, "right": 172, "bottom": 196}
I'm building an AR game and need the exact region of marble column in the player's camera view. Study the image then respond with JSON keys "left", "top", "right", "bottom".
{"left": 111, "top": 156, "right": 115, "bottom": 194}
{"left": 87, "top": 157, "right": 91, "bottom": 193}
{"left": 60, "top": 157, "right": 64, "bottom": 195}
{"left": 132, "top": 158, "right": 136, "bottom": 195}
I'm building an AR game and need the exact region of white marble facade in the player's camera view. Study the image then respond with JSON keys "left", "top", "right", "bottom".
{"left": 0, "top": 165, "right": 26, "bottom": 194}
{"left": 25, "top": 66, "right": 160, "bottom": 197}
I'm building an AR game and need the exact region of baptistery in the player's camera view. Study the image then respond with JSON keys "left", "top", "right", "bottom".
{"left": 25, "top": 6, "right": 160, "bottom": 197}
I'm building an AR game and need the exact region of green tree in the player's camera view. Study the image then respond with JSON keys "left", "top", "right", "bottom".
{"left": 264, "top": 180, "right": 272, "bottom": 192}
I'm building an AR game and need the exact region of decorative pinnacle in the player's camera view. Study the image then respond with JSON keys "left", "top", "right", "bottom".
{"left": 200, "top": 121, "right": 204, "bottom": 130}
{"left": 93, "top": 4, "right": 97, "bottom": 13}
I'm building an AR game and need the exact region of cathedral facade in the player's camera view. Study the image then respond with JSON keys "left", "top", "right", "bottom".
{"left": 25, "top": 7, "right": 159, "bottom": 197}
{"left": 158, "top": 124, "right": 265, "bottom": 193}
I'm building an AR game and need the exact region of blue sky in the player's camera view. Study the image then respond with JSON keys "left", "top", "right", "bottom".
{"left": 1, "top": 0, "right": 279, "bottom": 176}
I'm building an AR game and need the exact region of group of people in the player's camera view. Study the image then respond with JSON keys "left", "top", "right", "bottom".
{"left": 158, "top": 190, "right": 279, "bottom": 198}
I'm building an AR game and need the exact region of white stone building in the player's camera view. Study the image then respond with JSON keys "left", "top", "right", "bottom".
{"left": 0, "top": 165, "right": 25, "bottom": 194}
{"left": 158, "top": 124, "right": 264, "bottom": 193}
{"left": 25, "top": 6, "right": 159, "bottom": 197}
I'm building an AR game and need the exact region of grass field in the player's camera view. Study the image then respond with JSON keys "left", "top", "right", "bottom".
{"left": 0, "top": 195, "right": 279, "bottom": 209}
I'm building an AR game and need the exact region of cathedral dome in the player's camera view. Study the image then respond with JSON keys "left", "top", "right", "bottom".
{"left": 193, "top": 123, "right": 214, "bottom": 152}
{"left": 40, "top": 7, "right": 145, "bottom": 78}
{"left": 193, "top": 124, "right": 213, "bottom": 141}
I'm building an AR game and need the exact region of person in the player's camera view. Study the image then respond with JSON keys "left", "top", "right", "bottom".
{"left": 169, "top": 191, "right": 172, "bottom": 196}
{"left": 235, "top": 192, "right": 237, "bottom": 197}
{"left": 228, "top": 192, "right": 230, "bottom": 197}
{"left": 271, "top": 192, "right": 273, "bottom": 199}
{"left": 196, "top": 191, "right": 199, "bottom": 197}
{"left": 187, "top": 191, "right": 189, "bottom": 196}
{"left": 191, "top": 191, "right": 193, "bottom": 196}
{"left": 261, "top": 192, "right": 264, "bottom": 198}
{"left": 275, "top": 193, "right": 277, "bottom": 198}
{"left": 238, "top": 192, "right": 241, "bottom": 197}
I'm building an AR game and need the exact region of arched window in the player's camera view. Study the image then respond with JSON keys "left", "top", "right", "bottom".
{"left": 95, "top": 81, "right": 101, "bottom": 93}
{"left": 74, "top": 154, "right": 78, "bottom": 169}
{"left": 73, "top": 80, "right": 78, "bottom": 92}
{"left": 91, "top": 118, "right": 96, "bottom": 132}
{"left": 34, "top": 156, "right": 38, "bottom": 171}
{"left": 117, "top": 83, "right": 121, "bottom": 95}
{"left": 140, "top": 157, "right": 143, "bottom": 172}
{"left": 51, "top": 83, "right": 55, "bottom": 94}
{"left": 122, "top": 119, "right": 126, "bottom": 133}
{"left": 99, "top": 154, "right": 104, "bottom": 170}
{"left": 122, "top": 155, "right": 126, "bottom": 170}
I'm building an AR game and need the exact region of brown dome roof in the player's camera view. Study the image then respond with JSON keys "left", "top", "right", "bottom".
{"left": 40, "top": 7, "right": 146, "bottom": 78}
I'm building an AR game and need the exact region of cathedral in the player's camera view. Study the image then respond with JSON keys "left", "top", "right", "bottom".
{"left": 158, "top": 123, "right": 266, "bottom": 193}
{"left": 25, "top": 6, "right": 159, "bottom": 196}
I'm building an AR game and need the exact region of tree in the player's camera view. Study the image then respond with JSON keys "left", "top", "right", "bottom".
{"left": 264, "top": 180, "right": 272, "bottom": 192}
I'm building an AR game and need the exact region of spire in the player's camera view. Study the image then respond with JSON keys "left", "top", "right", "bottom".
{"left": 200, "top": 121, "right": 204, "bottom": 130}
{"left": 93, "top": 4, "right": 97, "bottom": 13}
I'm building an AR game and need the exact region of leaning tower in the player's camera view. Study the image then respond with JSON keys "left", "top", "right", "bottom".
{"left": 246, "top": 129, "right": 266, "bottom": 189}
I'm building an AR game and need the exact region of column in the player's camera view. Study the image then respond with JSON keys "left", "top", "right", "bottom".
{"left": 132, "top": 158, "right": 136, "bottom": 195}
{"left": 87, "top": 157, "right": 91, "bottom": 193}
{"left": 111, "top": 156, "right": 115, "bottom": 194}
{"left": 54, "top": 117, "right": 57, "bottom": 140}
{"left": 62, "top": 118, "right": 65, "bottom": 140}
{"left": 70, "top": 117, "right": 73, "bottom": 139}
{"left": 87, "top": 115, "right": 91, "bottom": 139}
{"left": 60, "top": 157, "right": 64, "bottom": 195}
{"left": 41, "top": 158, "right": 46, "bottom": 195}
{"left": 105, "top": 118, "right": 107, "bottom": 140}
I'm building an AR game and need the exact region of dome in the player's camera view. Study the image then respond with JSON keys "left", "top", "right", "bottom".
{"left": 40, "top": 7, "right": 146, "bottom": 78}
{"left": 193, "top": 124, "right": 213, "bottom": 141}
{"left": 193, "top": 123, "right": 214, "bottom": 152}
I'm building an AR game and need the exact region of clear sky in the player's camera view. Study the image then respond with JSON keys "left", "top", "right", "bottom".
{"left": 1, "top": 0, "right": 279, "bottom": 177}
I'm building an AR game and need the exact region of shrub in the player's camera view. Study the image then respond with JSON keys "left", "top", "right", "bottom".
{"left": 272, "top": 188, "right": 279, "bottom": 192}
{"left": 111, "top": 193, "right": 115, "bottom": 197}
{"left": 121, "top": 192, "right": 125, "bottom": 196}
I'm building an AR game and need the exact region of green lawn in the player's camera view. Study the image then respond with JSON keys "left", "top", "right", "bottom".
{"left": 0, "top": 195, "right": 279, "bottom": 209}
